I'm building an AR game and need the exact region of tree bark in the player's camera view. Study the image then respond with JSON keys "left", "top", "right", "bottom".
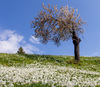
{"left": 72, "top": 29, "right": 81, "bottom": 61}
{"left": 73, "top": 39, "right": 80, "bottom": 61}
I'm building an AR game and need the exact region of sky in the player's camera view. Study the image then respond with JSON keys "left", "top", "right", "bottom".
{"left": 0, "top": 0, "right": 100, "bottom": 57}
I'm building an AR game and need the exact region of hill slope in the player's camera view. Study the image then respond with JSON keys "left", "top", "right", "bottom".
{"left": 0, "top": 53, "right": 100, "bottom": 87}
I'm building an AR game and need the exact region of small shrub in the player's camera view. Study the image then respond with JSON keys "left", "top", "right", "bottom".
{"left": 17, "top": 47, "right": 25, "bottom": 54}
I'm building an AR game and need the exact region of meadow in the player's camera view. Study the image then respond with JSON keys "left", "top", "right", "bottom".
{"left": 0, "top": 53, "right": 100, "bottom": 87}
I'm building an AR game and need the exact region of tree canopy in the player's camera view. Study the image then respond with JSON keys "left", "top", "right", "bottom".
{"left": 31, "top": 4, "right": 86, "bottom": 46}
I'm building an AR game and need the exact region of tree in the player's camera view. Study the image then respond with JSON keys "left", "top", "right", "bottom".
{"left": 31, "top": 4, "right": 86, "bottom": 61}
{"left": 17, "top": 47, "right": 25, "bottom": 54}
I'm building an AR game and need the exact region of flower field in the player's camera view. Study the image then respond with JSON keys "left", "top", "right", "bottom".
{"left": 0, "top": 53, "right": 100, "bottom": 87}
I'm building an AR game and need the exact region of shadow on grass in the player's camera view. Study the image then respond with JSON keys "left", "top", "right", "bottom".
{"left": 66, "top": 59, "right": 81, "bottom": 66}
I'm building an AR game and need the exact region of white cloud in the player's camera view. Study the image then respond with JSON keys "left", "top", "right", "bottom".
{"left": 0, "top": 30, "right": 23, "bottom": 53}
{"left": 0, "top": 29, "right": 43, "bottom": 54}
{"left": 29, "top": 36, "right": 40, "bottom": 44}
{"left": 23, "top": 44, "right": 40, "bottom": 54}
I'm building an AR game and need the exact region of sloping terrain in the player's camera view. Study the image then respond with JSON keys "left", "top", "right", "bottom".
{"left": 0, "top": 53, "right": 100, "bottom": 87}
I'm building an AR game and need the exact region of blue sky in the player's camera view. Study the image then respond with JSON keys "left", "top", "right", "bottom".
{"left": 0, "top": 0, "right": 100, "bottom": 56}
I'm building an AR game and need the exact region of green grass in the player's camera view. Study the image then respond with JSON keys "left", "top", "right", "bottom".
{"left": 12, "top": 82, "right": 52, "bottom": 87}
{"left": 0, "top": 53, "right": 100, "bottom": 72}
{"left": 1, "top": 82, "right": 52, "bottom": 87}
{"left": 0, "top": 53, "right": 100, "bottom": 87}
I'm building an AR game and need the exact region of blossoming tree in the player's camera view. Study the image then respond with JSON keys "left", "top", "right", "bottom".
{"left": 31, "top": 4, "right": 86, "bottom": 61}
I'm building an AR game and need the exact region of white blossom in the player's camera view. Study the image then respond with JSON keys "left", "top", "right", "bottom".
{"left": 0, "top": 61, "right": 100, "bottom": 87}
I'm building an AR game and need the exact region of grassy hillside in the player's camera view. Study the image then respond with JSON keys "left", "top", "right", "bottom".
{"left": 0, "top": 53, "right": 100, "bottom": 87}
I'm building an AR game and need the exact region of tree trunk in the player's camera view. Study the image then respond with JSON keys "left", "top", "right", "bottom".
{"left": 73, "top": 39, "right": 80, "bottom": 61}
{"left": 72, "top": 29, "right": 81, "bottom": 61}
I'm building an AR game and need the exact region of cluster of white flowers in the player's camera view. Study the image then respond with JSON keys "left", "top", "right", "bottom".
{"left": 0, "top": 61, "right": 100, "bottom": 87}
